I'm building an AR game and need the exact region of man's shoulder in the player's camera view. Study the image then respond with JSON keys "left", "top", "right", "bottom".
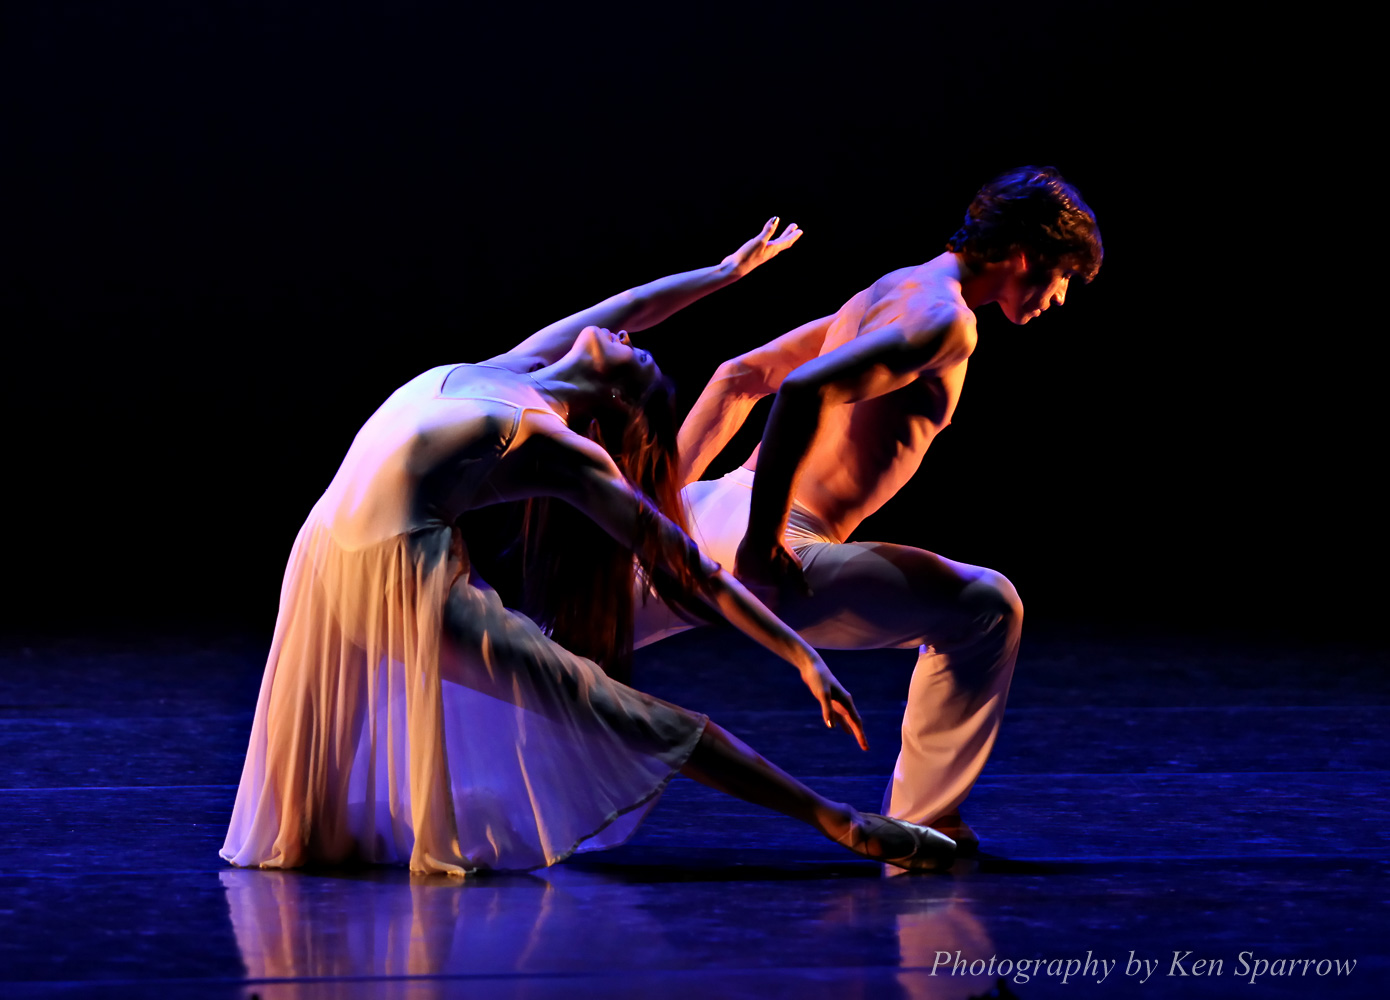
{"left": 871, "top": 264, "right": 926, "bottom": 292}
{"left": 873, "top": 275, "right": 975, "bottom": 341}
{"left": 905, "top": 300, "right": 976, "bottom": 363}
{"left": 869, "top": 259, "right": 964, "bottom": 304}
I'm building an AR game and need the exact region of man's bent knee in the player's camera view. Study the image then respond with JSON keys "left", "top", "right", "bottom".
{"left": 959, "top": 570, "right": 1023, "bottom": 640}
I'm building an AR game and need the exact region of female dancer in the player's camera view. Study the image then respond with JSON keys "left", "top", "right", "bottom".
{"left": 220, "top": 220, "right": 956, "bottom": 874}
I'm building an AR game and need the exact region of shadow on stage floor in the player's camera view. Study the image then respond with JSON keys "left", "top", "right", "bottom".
{"left": 0, "top": 624, "right": 1385, "bottom": 998}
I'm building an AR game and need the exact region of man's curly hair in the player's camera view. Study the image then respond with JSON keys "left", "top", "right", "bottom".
{"left": 946, "top": 166, "right": 1102, "bottom": 282}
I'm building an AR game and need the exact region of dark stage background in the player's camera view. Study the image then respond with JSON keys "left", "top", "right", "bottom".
{"left": 4, "top": 2, "right": 1378, "bottom": 643}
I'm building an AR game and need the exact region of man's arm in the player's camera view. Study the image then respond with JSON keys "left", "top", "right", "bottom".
{"left": 676, "top": 313, "right": 833, "bottom": 485}
{"left": 736, "top": 303, "right": 975, "bottom": 588}
{"left": 485, "top": 219, "right": 802, "bottom": 368}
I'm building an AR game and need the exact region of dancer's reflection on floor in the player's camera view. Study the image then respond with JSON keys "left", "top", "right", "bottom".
{"left": 222, "top": 863, "right": 996, "bottom": 999}
{"left": 220, "top": 866, "right": 675, "bottom": 992}
{"left": 819, "top": 865, "right": 996, "bottom": 1000}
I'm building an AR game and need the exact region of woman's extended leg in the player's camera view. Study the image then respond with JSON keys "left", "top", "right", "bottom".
{"left": 681, "top": 721, "right": 851, "bottom": 833}
{"left": 445, "top": 570, "right": 953, "bottom": 870}
{"left": 681, "top": 721, "right": 955, "bottom": 868}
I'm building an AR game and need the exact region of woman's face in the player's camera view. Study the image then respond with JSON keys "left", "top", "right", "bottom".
{"left": 578, "top": 326, "right": 662, "bottom": 400}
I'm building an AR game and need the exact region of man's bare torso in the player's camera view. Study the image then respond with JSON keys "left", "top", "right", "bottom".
{"left": 744, "top": 256, "right": 975, "bottom": 541}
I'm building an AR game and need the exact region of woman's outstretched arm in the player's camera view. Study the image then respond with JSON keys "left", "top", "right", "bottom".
{"left": 537, "top": 427, "right": 867, "bottom": 750}
{"left": 484, "top": 219, "right": 802, "bottom": 368}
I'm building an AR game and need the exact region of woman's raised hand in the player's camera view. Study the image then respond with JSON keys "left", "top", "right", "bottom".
{"left": 722, "top": 217, "right": 803, "bottom": 277}
{"left": 799, "top": 656, "right": 868, "bottom": 751}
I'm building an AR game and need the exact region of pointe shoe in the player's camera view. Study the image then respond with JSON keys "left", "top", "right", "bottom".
{"left": 929, "top": 813, "right": 979, "bottom": 857}
{"left": 841, "top": 812, "right": 957, "bottom": 872}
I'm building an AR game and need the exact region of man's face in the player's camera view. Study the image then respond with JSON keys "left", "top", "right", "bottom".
{"left": 1001, "top": 263, "right": 1072, "bottom": 325}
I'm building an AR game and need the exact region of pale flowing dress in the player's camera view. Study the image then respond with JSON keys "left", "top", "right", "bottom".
{"left": 221, "top": 364, "right": 707, "bottom": 874}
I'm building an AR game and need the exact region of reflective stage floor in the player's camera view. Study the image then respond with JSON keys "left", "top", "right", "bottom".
{"left": 1, "top": 625, "right": 1385, "bottom": 998}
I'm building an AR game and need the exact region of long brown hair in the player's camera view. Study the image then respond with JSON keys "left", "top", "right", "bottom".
{"left": 520, "top": 374, "right": 713, "bottom": 683}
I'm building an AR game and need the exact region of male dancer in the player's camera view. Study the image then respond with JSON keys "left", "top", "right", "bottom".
{"left": 634, "top": 166, "right": 1103, "bottom": 850}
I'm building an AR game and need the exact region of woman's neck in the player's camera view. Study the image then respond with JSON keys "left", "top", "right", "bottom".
{"left": 528, "top": 356, "right": 609, "bottom": 425}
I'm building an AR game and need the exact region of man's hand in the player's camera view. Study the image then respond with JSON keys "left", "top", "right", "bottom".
{"left": 734, "top": 536, "right": 812, "bottom": 599}
{"left": 722, "top": 217, "right": 803, "bottom": 278}
{"left": 799, "top": 657, "right": 868, "bottom": 750}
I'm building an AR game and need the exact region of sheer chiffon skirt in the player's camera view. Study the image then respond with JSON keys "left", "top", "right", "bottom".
{"left": 221, "top": 514, "right": 707, "bottom": 875}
